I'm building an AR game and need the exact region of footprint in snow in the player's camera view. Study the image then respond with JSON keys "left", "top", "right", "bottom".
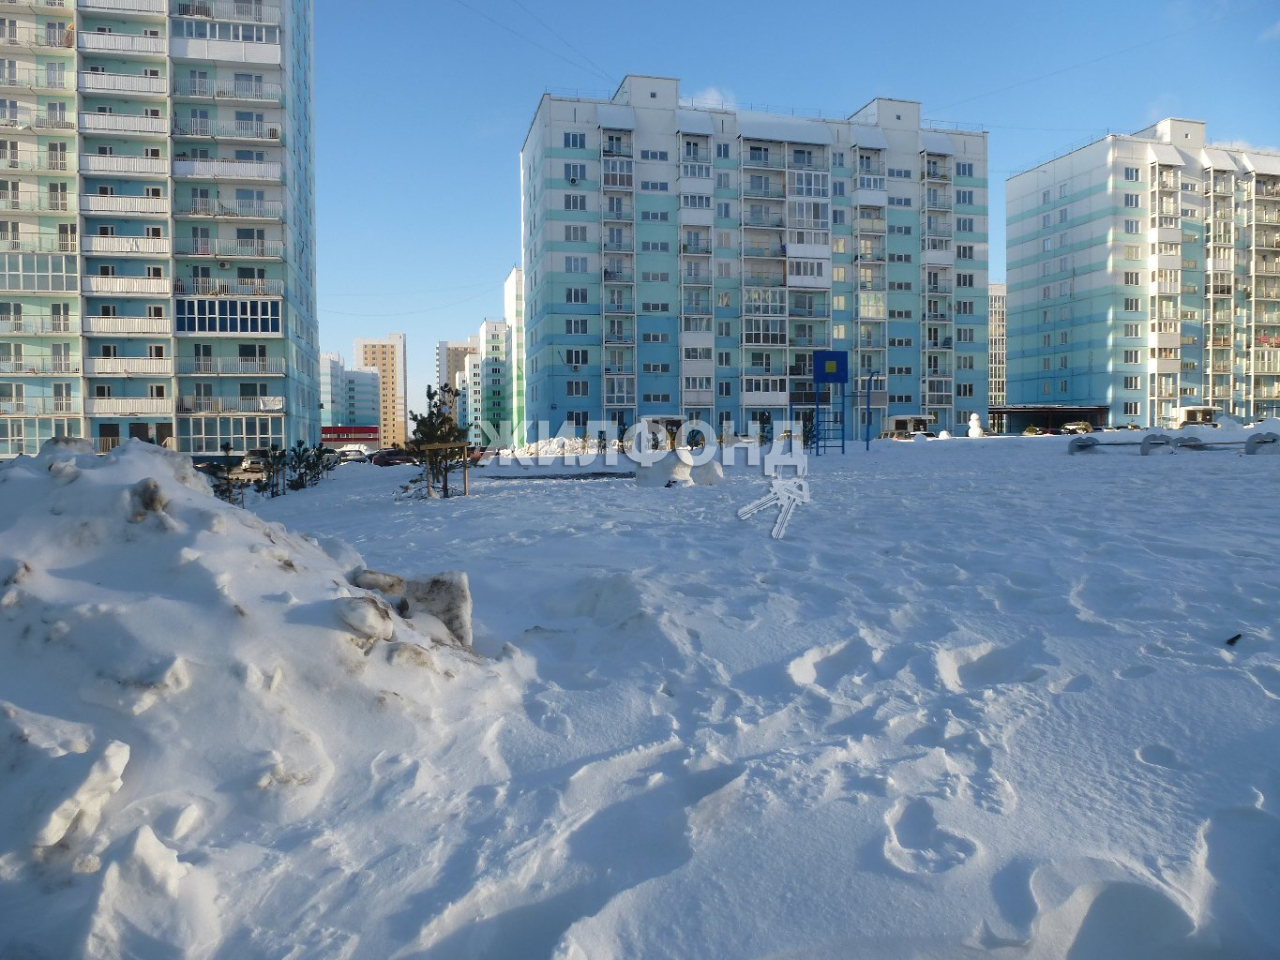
{"left": 883, "top": 797, "right": 977, "bottom": 875}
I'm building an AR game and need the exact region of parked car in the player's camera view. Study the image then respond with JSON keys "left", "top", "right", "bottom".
{"left": 1060, "top": 421, "right": 1093, "bottom": 435}
{"left": 371, "top": 448, "right": 416, "bottom": 467}
{"left": 240, "top": 448, "right": 270, "bottom": 473}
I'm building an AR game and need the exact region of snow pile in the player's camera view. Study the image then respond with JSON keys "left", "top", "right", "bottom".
{"left": 0, "top": 439, "right": 479, "bottom": 960}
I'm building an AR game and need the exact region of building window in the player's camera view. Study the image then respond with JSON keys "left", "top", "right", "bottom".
{"left": 1123, "top": 349, "right": 1140, "bottom": 363}
{"left": 956, "top": 189, "right": 974, "bottom": 205}
{"left": 565, "top": 318, "right": 587, "bottom": 334}
{"left": 1123, "top": 193, "right": 1140, "bottom": 208}
{"left": 566, "top": 380, "right": 588, "bottom": 397}
{"left": 957, "top": 383, "right": 974, "bottom": 397}
{"left": 565, "top": 225, "right": 587, "bottom": 242}
{"left": 565, "top": 287, "right": 587, "bottom": 303}
{"left": 565, "top": 348, "right": 587, "bottom": 365}
{"left": 564, "top": 256, "right": 587, "bottom": 273}
{"left": 1124, "top": 219, "right": 1140, "bottom": 233}
{"left": 564, "top": 194, "right": 586, "bottom": 210}
{"left": 639, "top": 149, "right": 668, "bottom": 161}
{"left": 640, "top": 181, "right": 669, "bottom": 192}
{"left": 716, "top": 143, "right": 729, "bottom": 159}
{"left": 1123, "top": 375, "right": 1140, "bottom": 389}
{"left": 956, "top": 328, "right": 975, "bottom": 343}
{"left": 1124, "top": 297, "right": 1141, "bottom": 312}
{"left": 564, "top": 163, "right": 586, "bottom": 181}
{"left": 956, "top": 162, "right": 973, "bottom": 177}
{"left": 1123, "top": 401, "right": 1140, "bottom": 416}
{"left": 956, "top": 217, "right": 974, "bottom": 233}
{"left": 1123, "top": 166, "right": 1139, "bottom": 181}
{"left": 1123, "top": 271, "right": 1140, "bottom": 285}
{"left": 956, "top": 273, "right": 974, "bottom": 288}
{"left": 957, "top": 244, "right": 974, "bottom": 260}
{"left": 717, "top": 381, "right": 731, "bottom": 397}
{"left": 564, "top": 132, "right": 586, "bottom": 149}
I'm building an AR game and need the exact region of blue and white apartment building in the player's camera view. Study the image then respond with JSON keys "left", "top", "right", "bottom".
{"left": 1006, "top": 119, "right": 1280, "bottom": 428}
{"left": 0, "top": 0, "right": 316, "bottom": 458}
{"left": 520, "top": 75, "right": 989, "bottom": 441}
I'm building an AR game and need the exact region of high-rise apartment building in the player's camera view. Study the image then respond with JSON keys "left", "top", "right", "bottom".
{"left": 0, "top": 0, "right": 317, "bottom": 459}
{"left": 435, "top": 336, "right": 477, "bottom": 396}
{"left": 987, "top": 281, "right": 1006, "bottom": 432}
{"left": 319, "top": 351, "right": 379, "bottom": 429}
{"left": 502, "top": 265, "right": 523, "bottom": 434}
{"left": 476, "top": 318, "right": 508, "bottom": 444}
{"left": 355, "top": 333, "right": 406, "bottom": 446}
{"left": 520, "top": 75, "right": 989, "bottom": 440}
{"left": 1006, "top": 120, "right": 1280, "bottom": 428}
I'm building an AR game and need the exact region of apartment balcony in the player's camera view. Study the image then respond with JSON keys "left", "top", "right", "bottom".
{"left": 601, "top": 206, "right": 633, "bottom": 222}
{"left": 0, "top": 151, "right": 74, "bottom": 173}
{"left": 80, "top": 194, "right": 169, "bottom": 215}
{"left": 172, "top": 118, "right": 282, "bottom": 142}
{"left": 855, "top": 216, "right": 887, "bottom": 234}
{"left": 742, "top": 185, "right": 785, "bottom": 199}
{"left": 3, "top": 0, "right": 74, "bottom": 13}
{"left": 30, "top": 112, "right": 75, "bottom": 131}
{"left": 0, "top": 26, "right": 74, "bottom": 50}
{"left": 0, "top": 314, "right": 78, "bottom": 335}
{"left": 173, "top": 238, "right": 283, "bottom": 259}
{"left": 174, "top": 278, "right": 283, "bottom": 296}
{"left": 0, "top": 195, "right": 75, "bottom": 214}
{"left": 173, "top": 157, "right": 281, "bottom": 180}
{"left": 922, "top": 166, "right": 952, "bottom": 183}
{"left": 923, "top": 196, "right": 952, "bottom": 211}
{"left": 85, "top": 396, "right": 174, "bottom": 416}
{"left": 742, "top": 244, "right": 785, "bottom": 258}
{"left": 175, "top": 198, "right": 282, "bottom": 220}
{"left": 740, "top": 389, "right": 789, "bottom": 407}
{"left": 681, "top": 302, "right": 712, "bottom": 317}
{"left": 1, "top": 399, "right": 79, "bottom": 416}
{"left": 600, "top": 268, "right": 633, "bottom": 283}
{"left": 603, "top": 326, "right": 634, "bottom": 344}
{"left": 741, "top": 213, "right": 785, "bottom": 228}
{"left": 83, "top": 356, "right": 173, "bottom": 376}
{"left": 600, "top": 240, "right": 632, "bottom": 253}
{"left": 176, "top": 357, "right": 284, "bottom": 375}
{"left": 77, "top": 33, "right": 167, "bottom": 56}
{"left": 175, "top": 0, "right": 281, "bottom": 24}
{"left": 788, "top": 389, "right": 833, "bottom": 405}
{"left": 0, "top": 69, "right": 70, "bottom": 93}
{"left": 81, "top": 235, "right": 170, "bottom": 255}
{"left": 742, "top": 153, "right": 785, "bottom": 170}
{"left": 680, "top": 240, "right": 711, "bottom": 255}
{"left": 78, "top": 71, "right": 167, "bottom": 96}
{"left": 82, "top": 276, "right": 170, "bottom": 295}
{"left": 789, "top": 305, "right": 831, "bottom": 319}
{"left": 78, "top": 0, "right": 167, "bottom": 12}
{"left": 0, "top": 359, "right": 80, "bottom": 375}
{"left": 79, "top": 113, "right": 167, "bottom": 136}
{"left": 743, "top": 274, "right": 785, "bottom": 287}
{"left": 172, "top": 77, "right": 284, "bottom": 103}
{"left": 79, "top": 154, "right": 167, "bottom": 176}
{"left": 176, "top": 395, "right": 283, "bottom": 414}
{"left": 83, "top": 315, "right": 169, "bottom": 335}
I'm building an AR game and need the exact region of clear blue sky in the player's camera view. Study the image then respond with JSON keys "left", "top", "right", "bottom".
{"left": 315, "top": 0, "right": 1278, "bottom": 407}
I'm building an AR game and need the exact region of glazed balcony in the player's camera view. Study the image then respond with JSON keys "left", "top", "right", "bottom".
{"left": 83, "top": 356, "right": 173, "bottom": 376}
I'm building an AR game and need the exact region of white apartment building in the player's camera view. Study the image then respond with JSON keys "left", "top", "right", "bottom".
{"left": 521, "top": 75, "right": 990, "bottom": 441}
{"left": 1006, "top": 119, "right": 1280, "bottom": 429}
{"left": 988, "top": 281, "right": 1006, "bottom": 431}
{"left": 0, "top": 0, "right": 317, "bottom": 459}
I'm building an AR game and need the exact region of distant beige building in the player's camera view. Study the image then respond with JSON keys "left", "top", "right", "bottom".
{"left": 435, "top": 338, "right": 479, "bottom": 399}
{"left": 355, "top": 334, "right": 408, "bottom": 447}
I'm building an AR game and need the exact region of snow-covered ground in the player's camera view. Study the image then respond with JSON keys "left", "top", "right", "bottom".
{"left": 2, "top": 429, "right": 1279, "bottom": 958}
